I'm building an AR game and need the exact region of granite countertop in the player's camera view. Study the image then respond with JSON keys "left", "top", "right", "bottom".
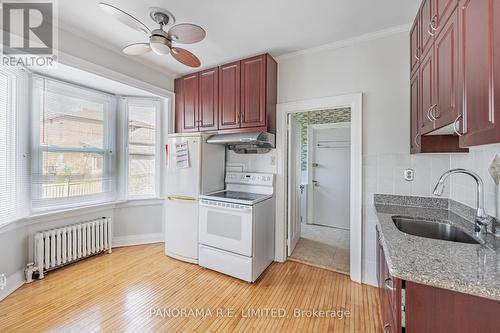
{"left": 374, "top": 194, "right": 500, "bottom": 301}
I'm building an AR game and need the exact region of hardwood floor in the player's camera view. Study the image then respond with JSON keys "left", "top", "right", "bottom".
{"left": 0, "top": 244, "right": 382, "bottom": 332}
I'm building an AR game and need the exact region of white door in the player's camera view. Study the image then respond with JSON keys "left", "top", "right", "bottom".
{"left": 308, "top": 124, "right": 351, "bottom": 229}
{"left": 166, "top": 135, "right": 201, "bottom": 198}
{"left": 287, "top": 115, "right": 301, "bottom": 256}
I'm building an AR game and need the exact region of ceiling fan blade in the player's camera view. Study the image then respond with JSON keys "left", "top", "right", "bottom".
{"left": 171, "top": 48, "right": 201, "bottom": 68}
{"left": 168, "top": 24, "right": 206, "bottom": 44}
{"left": 99, "top": 2, "right": 150, "bottom": 34}
{"left": 122, "top": 43, "right": 151, "bottom": 55}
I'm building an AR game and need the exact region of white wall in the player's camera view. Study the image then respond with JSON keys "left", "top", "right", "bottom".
{"left": 278, "top": 30, "right": 452, "bottom": 286}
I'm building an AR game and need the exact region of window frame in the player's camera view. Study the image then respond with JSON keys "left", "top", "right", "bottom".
{"left": 123, "top": 97, "right": 161, "bottom": 200}
{"left": 0, "top": 66, "right": 30, "bottom": 227}
{"left": 31, "top": 75, "right": 117, "bottom": 211}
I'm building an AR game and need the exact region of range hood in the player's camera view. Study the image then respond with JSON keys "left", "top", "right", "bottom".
{"left": 207, "top": 132, "right": 275, "bottom": 154}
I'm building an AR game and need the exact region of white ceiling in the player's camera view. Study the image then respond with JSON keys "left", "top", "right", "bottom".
{"left": 58, "top": 0, "right": 421, "bottom": 77}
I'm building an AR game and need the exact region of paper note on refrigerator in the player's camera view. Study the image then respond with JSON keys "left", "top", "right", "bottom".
{"left": 175, "top": 142, "right": 190, "bottom": 169}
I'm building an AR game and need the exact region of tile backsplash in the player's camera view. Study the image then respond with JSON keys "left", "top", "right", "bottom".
{"left": 226, "top": 149, "right": 276, "bottom": 174}
{"left": 449, "top": 143, "right": 500, "bottom": 218}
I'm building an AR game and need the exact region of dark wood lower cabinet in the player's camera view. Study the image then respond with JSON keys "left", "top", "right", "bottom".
{"left": 406, "top": 281, "right": 500, "bottom": 333}
{"left": 377, "top": 233, "right": 500, "bottom": 333}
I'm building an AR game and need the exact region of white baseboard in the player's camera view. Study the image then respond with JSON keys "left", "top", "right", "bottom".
{"left": 0, "top": 270, "right": 25, "bottom": 302}
{"left": 113, "top": 233, "right": 164, "bottom": 248}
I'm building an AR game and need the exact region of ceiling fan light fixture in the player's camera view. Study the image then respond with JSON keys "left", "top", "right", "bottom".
{"left": 149, "top": 33, "right": 171, "bottom": 55}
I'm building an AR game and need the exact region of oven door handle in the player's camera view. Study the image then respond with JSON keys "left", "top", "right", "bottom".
{"left": 200, "top": 201, "right": 253, "bottom": 212}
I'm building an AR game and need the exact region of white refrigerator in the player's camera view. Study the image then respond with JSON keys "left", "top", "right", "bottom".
{"left": 165, "top": 133, "right": 225, "bottom": 263}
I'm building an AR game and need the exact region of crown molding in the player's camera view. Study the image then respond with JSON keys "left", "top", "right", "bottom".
{"left": 276, "top": 24, "right": 411, "bottom": 62}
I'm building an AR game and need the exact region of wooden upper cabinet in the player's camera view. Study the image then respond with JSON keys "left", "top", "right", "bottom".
{"left": 410, "top": 17, "right": 420, "bottom": 77}
{"left": 410, "top": 72, "right": 421, "bottom": 153}
{"left": 174, "top": 78, "right": 183, "bottom": 133}
{"left": 459, "top": 0, "right": 500, "bottom": 146}
{"left": 433, "top": 10, "right": 459, "bottom": 129}
{"left": 198, "top": 68, "right": 219, "bottom": 132}
{"left": 219, "top": 61, "right": 241, "bottom": 130}
{"left": 176, "top": 73, "right": 199, "bottom": 133}
{"left": 241, "top": 55, "right": 267, "bottom": 128}
{"left": 420, "top": 0, "right": 435, "bottom": 57}
{"left": 434, "top": 0, "right": 458, "bottom": 34}
{"left": 420, "top": 48, "right": 435, "bottom": 134}
{"left": 174, "top": 53, "right": 277, "bottom": 134}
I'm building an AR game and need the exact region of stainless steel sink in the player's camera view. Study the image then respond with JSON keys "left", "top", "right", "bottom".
{"left": 392, "top": 216, "right": 480, "bottom": 244}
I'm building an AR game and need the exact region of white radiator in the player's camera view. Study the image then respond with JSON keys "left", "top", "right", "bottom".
{"left": 34, "top": 217, "right": 112, "bottom": 279}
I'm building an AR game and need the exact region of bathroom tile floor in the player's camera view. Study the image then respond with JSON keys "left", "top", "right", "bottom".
{"left": 289, "top": 223, "right": 350, "bottom": 274}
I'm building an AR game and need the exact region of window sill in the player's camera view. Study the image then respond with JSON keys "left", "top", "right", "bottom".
{"left": 0, "top": 198, "right": 165, "bottom": 234}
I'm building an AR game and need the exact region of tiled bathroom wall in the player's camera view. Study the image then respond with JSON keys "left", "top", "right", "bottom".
{"left": 291, "top": 108, "right": 351, "bottom": 171}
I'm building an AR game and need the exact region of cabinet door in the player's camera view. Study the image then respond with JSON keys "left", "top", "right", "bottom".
{"left": 174, "top": 78, "right": 183, "bottom": 133}
{"left": 434, "top": 0, "right": 458, "bottom": 34}
{"left": 198, "top": 67, "right": 218, "bottom": 132}
{"left": 459, "top": 0, "right": 500, "bottom": 146}
{"left": 420, "top": 49, "right": 436, "bottom": 134}
{"left": 241, "top": 55, "right": 266, "bottom": 128}
{"left": 219, "top": 61, "right": 241, "bottom": 130}
{"left": 420, "top": 0, "right": 435, "bottom": 56}
{"left": 434, "top": 10, "right": 459, "bottom": 129}
{"left": 410, "top": 17, "right": 421, "bottom": 77}
{"left": 410, "top": 72, "right": 421, "bottom": 153}
{"left": 180, "top": 73, "right": 199, "bottom": 132}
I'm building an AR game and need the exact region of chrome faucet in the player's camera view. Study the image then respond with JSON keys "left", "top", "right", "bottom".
{"left": 433, "top": 169, "right": 490, "bottom": 236}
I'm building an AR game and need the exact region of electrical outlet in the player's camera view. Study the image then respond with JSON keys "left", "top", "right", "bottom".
{"left": 404, "top": 169, "right": 414, "bottom": 181}
{"left": 0, "top": 273, "right": 6, "bottom": 290}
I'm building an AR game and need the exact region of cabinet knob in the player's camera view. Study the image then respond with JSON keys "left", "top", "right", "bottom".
{"left": 384, "top": 277, "right": 395, "bottom": 291}
{"left": 383, "top": 323, "right": 391, "bottom": 333}
{"left": 430, "top": 15, "right": 439, "bottom": 31}
{"left": 427, "top": 23, "right": 435, "bottom": 37}
{"left": 453, "top": 114, "right": 463, "bottom": 136}
{"left": 431, "top": 104, "right": 439, "bottom": 120}
{"left": 426, "top": 107, "right": 434, "bottom": 122}
{"left": 414, "top": 134, "right": 421, "bottom": 148}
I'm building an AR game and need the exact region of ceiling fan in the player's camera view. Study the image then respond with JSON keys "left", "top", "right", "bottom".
{"left": 99, "top": 3, "right": 205, "bottom": 67}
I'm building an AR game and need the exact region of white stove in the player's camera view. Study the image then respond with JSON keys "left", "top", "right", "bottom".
{"left": 198, "top": 172, "right": 275, "bottom": 282}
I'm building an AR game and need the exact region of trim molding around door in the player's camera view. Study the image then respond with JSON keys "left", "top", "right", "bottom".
{"left": 275, "top": 93, "right": 363, "bottom": 284}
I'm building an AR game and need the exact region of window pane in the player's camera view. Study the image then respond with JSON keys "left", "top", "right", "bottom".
{"left": 127, "top": 102, "right": 157, "bottom": 197}
{"left": 41, "top": 152, "right": 103, "bottom": 199}
{"left": 41, "top": 90, "right": 104, "bottom": 149}
{"left": 128, "top": 156, "right": 155, "bottom": 196}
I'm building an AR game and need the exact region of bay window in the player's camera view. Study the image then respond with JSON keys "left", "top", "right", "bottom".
{"left": 124, "top": 97, "right": 161, "bottom": 198}
{"left": 31, "top": 76, "right": 116, "bottom": 209}
{"left": 0, "top": 66, "right": 29, "bottom": 226}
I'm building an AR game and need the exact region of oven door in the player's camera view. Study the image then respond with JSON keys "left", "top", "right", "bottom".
{"left": 199, "top": 200, "right": 253, "bottom": 256}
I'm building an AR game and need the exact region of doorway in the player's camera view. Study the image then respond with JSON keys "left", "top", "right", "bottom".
{"left": 287, "top": 109, "right": 351, "bottom": 274}
{"left": 275, "top": 93, "right": 363, "bottom": 282}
